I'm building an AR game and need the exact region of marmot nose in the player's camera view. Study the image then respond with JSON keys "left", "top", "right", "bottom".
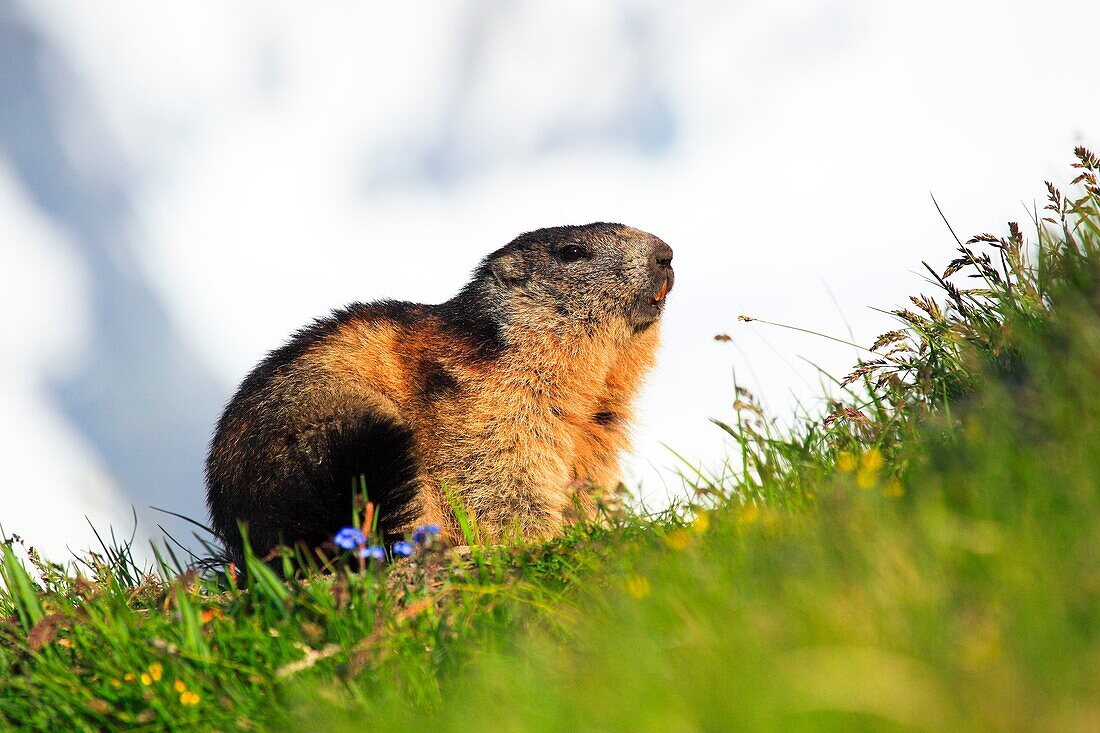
{"left": 651, "top": 241, "right": 674, "bottom": 270}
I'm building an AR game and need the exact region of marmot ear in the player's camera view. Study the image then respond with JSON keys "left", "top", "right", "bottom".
{"left": 490, "top": 251, "right": 529, "bottom": 286}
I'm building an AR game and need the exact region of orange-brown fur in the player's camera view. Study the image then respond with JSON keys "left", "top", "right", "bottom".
{"left": 299, "top": 313, "right": 659, "bottom": 541}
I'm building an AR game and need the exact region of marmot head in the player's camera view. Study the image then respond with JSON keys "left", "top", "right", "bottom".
{"left": 483, "top": 223, "right": 674, "bottom": 333}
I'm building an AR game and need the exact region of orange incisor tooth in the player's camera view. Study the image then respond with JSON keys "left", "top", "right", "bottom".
{"left": 653, "top": 278, "right": 669, "bottom": 303}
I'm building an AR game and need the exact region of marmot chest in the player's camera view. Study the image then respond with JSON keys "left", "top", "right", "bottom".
{"left": 412, "top": 353, "right": 617, "bottom": 482}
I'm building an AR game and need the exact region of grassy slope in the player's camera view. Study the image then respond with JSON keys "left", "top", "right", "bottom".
{"left": 3, "top": 150, "right": 1100, "bottom": 732}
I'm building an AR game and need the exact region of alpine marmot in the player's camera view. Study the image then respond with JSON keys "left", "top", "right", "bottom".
{"left": 205, "top": 223, "right": 674, "bottom": 563}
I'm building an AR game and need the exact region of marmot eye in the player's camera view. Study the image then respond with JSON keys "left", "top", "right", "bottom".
{"left": 559, "top": 244, "right": 588, "bottom": 262}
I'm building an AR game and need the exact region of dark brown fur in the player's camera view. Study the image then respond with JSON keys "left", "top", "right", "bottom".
{"left": 205, "top": 223, "right": 674, "bottom": 563}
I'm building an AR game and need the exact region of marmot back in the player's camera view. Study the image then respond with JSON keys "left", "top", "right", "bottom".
{"left": 205, "top": 223, "right": 674, "bottom": 563}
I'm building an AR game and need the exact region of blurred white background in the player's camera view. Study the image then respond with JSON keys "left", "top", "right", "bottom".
{"left": 2, "top": 0, "right": 1098, "bottom": 562}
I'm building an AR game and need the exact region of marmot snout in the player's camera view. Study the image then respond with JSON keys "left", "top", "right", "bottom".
{"left": 205, "top": 223, "right": 674, "bottom": 563}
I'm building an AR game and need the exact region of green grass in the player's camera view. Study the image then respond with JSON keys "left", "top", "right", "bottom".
{"left": 3, "top": 148, "right": 1100, "bottom": 731}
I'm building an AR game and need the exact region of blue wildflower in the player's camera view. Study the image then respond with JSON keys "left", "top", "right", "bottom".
{"left": 391, "top": 540, "right": 415, "bottom": 558}
{"left": 333, "top": 526, "right": 366, "bottom": 550}
{"left": 412, "top": 524, "right": 441, "bottom": 545}
{"left": 357, "top": 545, "right": 386, "bottom": 561}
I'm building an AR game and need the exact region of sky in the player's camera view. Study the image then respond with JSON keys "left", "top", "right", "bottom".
{"left": 2, "top": 0, "right": 1098, "bottom": 563}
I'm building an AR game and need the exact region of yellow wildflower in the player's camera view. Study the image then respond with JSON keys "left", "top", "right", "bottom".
{"left": 626, "top": 575, "right": 651, "bottom": 599}
{"left": 179, "top": 691, "right": 200, "bottom": 706}
{"left": 664, "top": 529, "right": 692, "bottom": 550}
{"left": 110, "top": 679, "right": 122, "bottom": 689}
{"left": 140, "top": 673, "right": 152, "bottom": 686}
{"left": 692, "top": 512, "right": 710, "bottom": 534}
{"left": 883, "top": 478, "right": 905, "bottom": 498}
{"left": 836, "top": 451, "right": 857, "bottom": 473}
{"left": 854, "top": 448, "right": 885, "bottom": 489}
{"left": 860, "top": 448, "right": 885, "bottom": 472}
{"left": 174, "top": 679, "right": 187, "bottom": 693}
{"left": 123, "top": 673, "right": 135, "bottom": 683}
{"left": 148, "top": 662, "right": 163, "bottom": 682}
